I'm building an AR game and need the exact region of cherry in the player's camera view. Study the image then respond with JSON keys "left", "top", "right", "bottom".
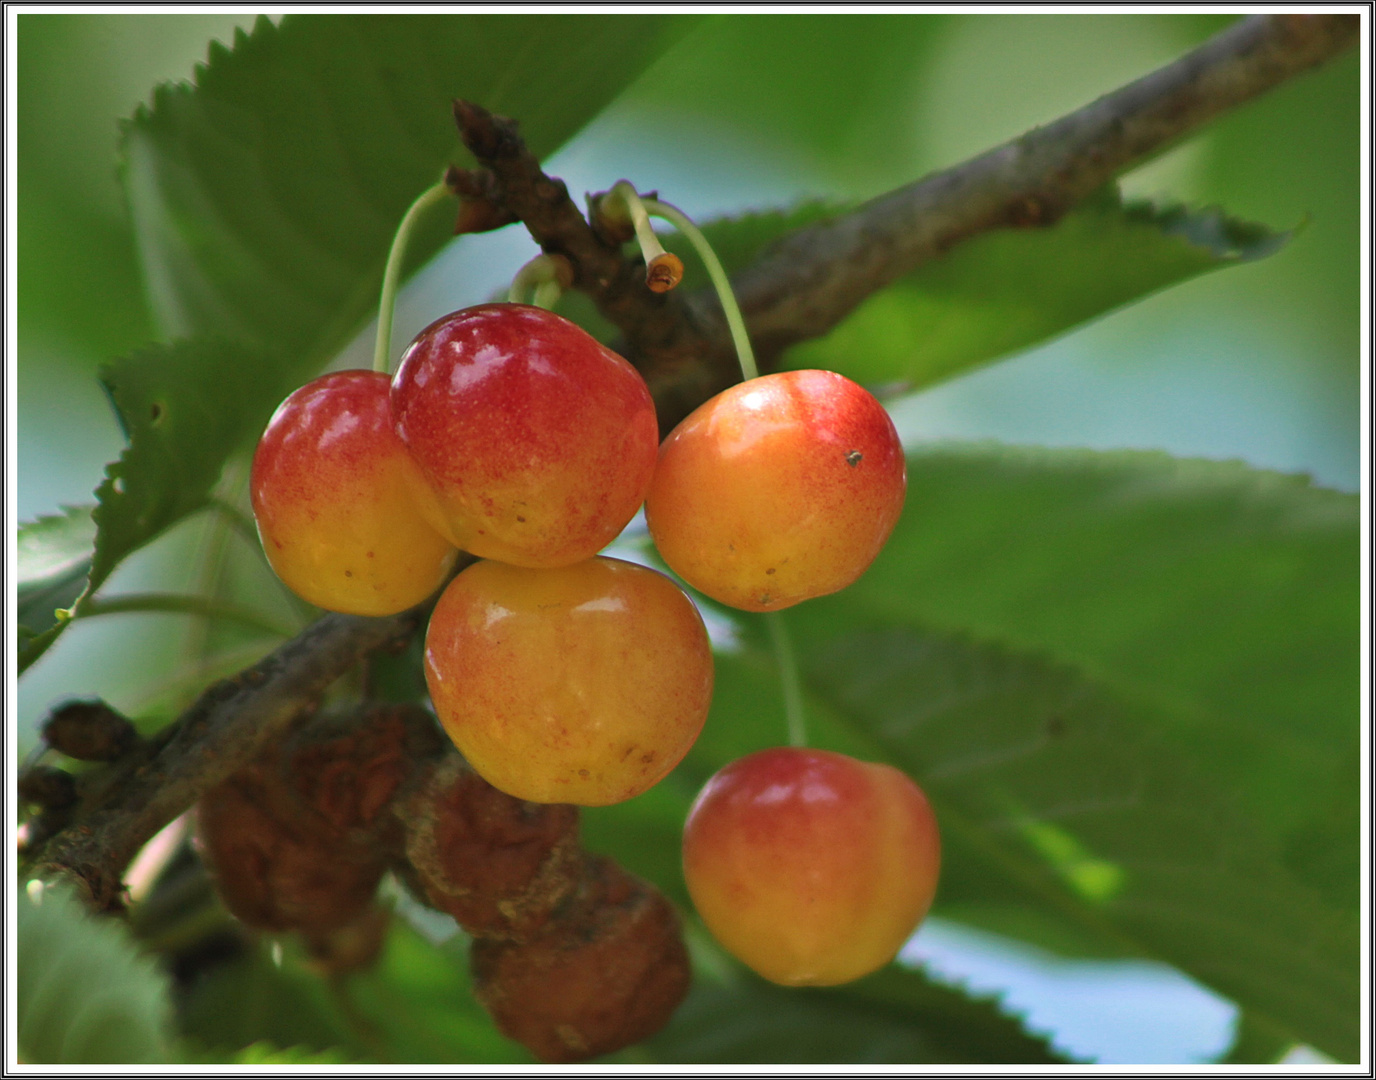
{"left": 681, "top": 746, "right": 940, "bottom": 987}
{"left": 250, "top": 370, "right": 457, "bottom": 616}
{"left": 645, "top": 369, "right": 906, "bottom": 612}
{"left": 423, "top": 556, "right": 714, "bottom": 806}
{"left": 390, "top": 304, "right": 660, "bottom": 568}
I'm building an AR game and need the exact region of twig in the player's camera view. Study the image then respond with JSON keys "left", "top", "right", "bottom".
{"left": 457, "top": 14, "right": 1358, "bottom": 430}
{"left": 30, "top": 607, "right": 424, "bottom": 910}
{"left": 730, "top": 13, "right": 1360, "bottom": 359}
{"left": 451, "top": 100, "right": 732, "bottom": 433}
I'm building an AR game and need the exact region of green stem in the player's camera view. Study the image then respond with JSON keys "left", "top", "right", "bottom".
{"left": 608, "top": 181, "right": 671, "bottom": 265}
{"left": 373, "top": 180, "right": 452, "bottom": 375}
{"left": 641, "top": 196, "right": 758, "bottom": 381}
{"left": 77, "top": 594, "right": 296, "bottom": 639}
{"left": 766, "top": 612, "right": 807, "bottom": 748}
{"left": 531, "top": 279, "right": 562, "bottom": 310}
{"left": 507, "top": 253, "right": 571, "bottom": 308}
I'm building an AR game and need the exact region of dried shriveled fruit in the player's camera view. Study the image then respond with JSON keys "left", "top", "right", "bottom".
{"left": 399, "top": 753, "right": 581, "bottom": 940}
{"left": 197, "top": 705, "right": 442, "bottom": 933}
{"left": 471, "top": 855, "right": 690, "bottom": 1063}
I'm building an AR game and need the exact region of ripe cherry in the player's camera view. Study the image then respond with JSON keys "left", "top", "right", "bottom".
{"left": 682, "top": 746, "right": 940, "bottom": 987}
{"left": 390, "top": 304, "right": 660, "bottom": 568}
{"left": 250, "top": 370, "right": 457, "bottom": 615}
{"left": 645, "top": 369, "right": 906, "bottom": 612}
{"left": 424, "top": 556, "right": 714, "bottom": 806}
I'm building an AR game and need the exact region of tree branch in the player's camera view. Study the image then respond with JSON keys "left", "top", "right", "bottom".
{"left": 458, "top": 14, "right": 1357, "bottom": 430}
{"left": 731, "top": 13, "right": 1360, "bottom": 360}
{"left": 30, "top": 607, "right": 424, "bottom": 910}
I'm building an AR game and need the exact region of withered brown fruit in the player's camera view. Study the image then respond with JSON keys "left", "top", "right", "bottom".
{"left": 400, "top": 753, "right": 581, "bottom": 939}
{"left": 471, "top": 855, "right": 690, "bottom": 1063}
{"left": 196, "top": 705, "right": 442, "bottom": 933}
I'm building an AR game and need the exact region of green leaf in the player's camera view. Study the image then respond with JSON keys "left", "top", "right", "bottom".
{"left": 17, "top": 884, "right": 173, "bottom": 1064}
{"left": 792, "top": 193, "right": 1287, "bottom": 387}
{"left": 16, "top": 338, "right": 281, "bottom": 676}
{"left": 177, "top": 938, "right": 357, "bottom": 1057}
{"left": 178, "top": 916, "right": 530, "bottom": 1065}
{"left": 91, "top": 338, "right": 283, "bottom": 594}
{"left": 121, "top": 13, "right": 700, "bottom": 373}
{"left": 17, "top": 506, "right": 96, "bottom": 664}
{"left": 638, "top": 963, "right": 1069, "bottom": 1064}
{"left": 18, "top": 504, "right": 97, "bottom": 593}
{"left": 847, "top": 445, "right": 1359, "bottom": 906}
{"left": 664, "top": 190, "right": 1286, "bottom": 390}
{"left": 179, "top": 1039, "right": 355, "bottom": 1065}
{"left": 343, "top": 918, "right": 534, "bottom": 1064}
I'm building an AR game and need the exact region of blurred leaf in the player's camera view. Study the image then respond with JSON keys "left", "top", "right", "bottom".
{"left": 17, "top": 505, "right": 96, "bottom": 646}
{"left": 177, "top": 938, "right": 355, "bottom": 1056}
{"left": 17, "top": 191, "right": 154, "bottom": 362}
{"left": 91, "top": 339, "right": 281, "bottom": 594}
{"left": 17, "top": 884, "right": 173, "bottom": 1064}
{"left": 792, "top": 192, "right": 1287, "bottom": 388}
{"left": 622, "top": 14, "right": 952, "bottom": 194}
{"left": 179, "top": 1039, "right": 354, "bottom": 1065}
{"left": 1218, "top": 1011, "right": 1294, "bottom": 1065}
{"left": 180, "top": 917, "right": 530, "bottom": 1065}
{"left": 847, "top": 444, "right": 1358, "bottom": 902}
{"left": 18, "top": 504, "right": 97, "bottom": 588}
{"left": 342, "top": 921, "right": 534, "bottom": 1064}
{"left": 638, "top": 963, "right": 1069, "bottom": 1064}
{"left": 121, "top": 12, "right": 699, "bottom": 376}
{"left": 17, "top": 338, "right": 279, "bottom": 675}
{"left": 662, "top": 189, "right": 1286, "bottom": 391}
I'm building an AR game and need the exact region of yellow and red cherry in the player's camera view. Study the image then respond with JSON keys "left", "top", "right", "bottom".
{"left": 424, "top": 556, "right": 714, "bottom": 807}
{"left": 645, "top": 369, "right": 906, "bottom": 612}
{"left": 682, "top": 746, "right": 940, "bottom": 987}
{"left": 390, "top": 304, "right": 660, "bottom": 568}
{"left": 250, "top": 370, "right": 457, "bottom": 616}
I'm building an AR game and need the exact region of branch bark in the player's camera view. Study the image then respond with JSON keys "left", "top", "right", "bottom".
{"left": 730, "top": 13, "right": 1360, "bottom": 361}
{"left": 460, "top": 13, "right": 1359, "bottom": 430}
{"left": 30, "top": 607, "right": 423, "bottom": 910}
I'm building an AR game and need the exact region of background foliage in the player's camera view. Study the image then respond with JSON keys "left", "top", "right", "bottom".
{"left": 15, "top": 12, "right": 1360, "bottom": 1066}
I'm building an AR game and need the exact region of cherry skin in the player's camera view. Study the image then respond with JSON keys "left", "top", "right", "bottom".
{"left": 424, "top": 556, "right": 714, "bottom": 806}
{"left": 645, "top": 369, "right": 906, "bottom": 612}
{"left": 390, "top": 304, "right": 660, "bottom": 568}
{"left": 250, "top": 370, "right": 457, "bottom": 616}
{"left": 682, "top": 746, "right": 940, "bottom": 987}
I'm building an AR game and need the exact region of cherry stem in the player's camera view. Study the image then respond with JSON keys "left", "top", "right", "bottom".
{"left": 507, "top": 252, "right": 573, "bottom": 309}
{"left": 766, "top": 612, "right": 807, "bottom": 748}
{"left": 606, "top": 182, "right": 684, "bottom": 295}
{"left": 373, "top": 180, "right": 453, "bottom": 375}
{"left": 76, "top": 593, "right": 297, "bottom": 639}
{"left": 639, "top": 196, "right": 758, "bottom": 383}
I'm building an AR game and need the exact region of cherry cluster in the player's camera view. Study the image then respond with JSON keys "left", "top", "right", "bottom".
{"left": 249, "top": 293, "right": 940, "bottom": 1005}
